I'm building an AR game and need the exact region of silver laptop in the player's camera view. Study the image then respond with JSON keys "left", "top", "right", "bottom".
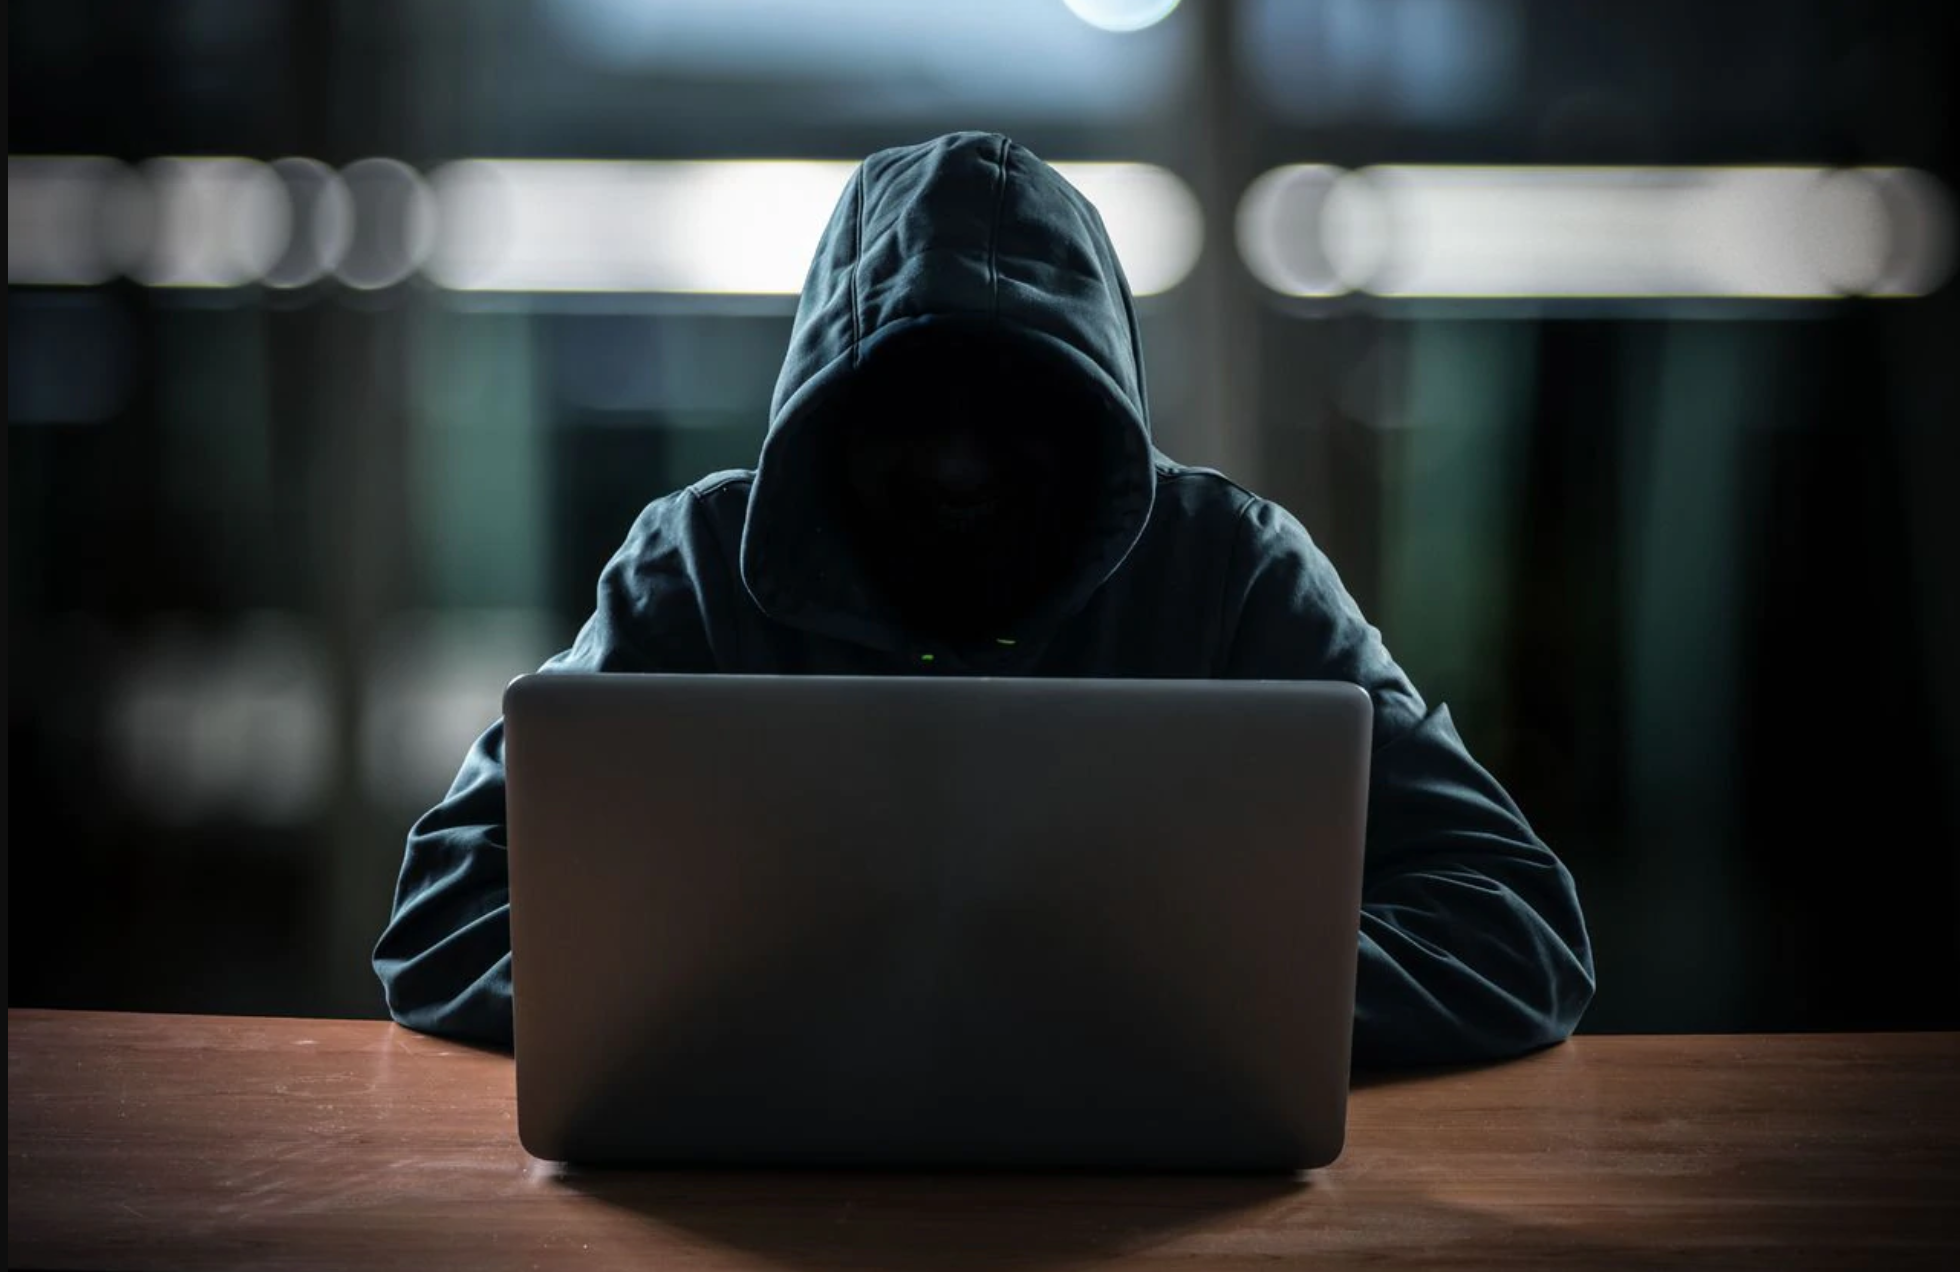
{"left": 503, "top": 673, "right": 1371, "bottom": 1170}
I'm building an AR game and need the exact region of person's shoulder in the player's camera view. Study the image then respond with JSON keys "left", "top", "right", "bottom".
{"left": 1149, "top": 458, "right": 1301, "bottom": 540}
{"left": 687, "top": 468, "right": 755, "bottom": 503}
{"left": 604, "top": 471, "right": 755, "bottom": 573}
{"left": 622, "top": 469, "right": 753, "bottom": 533}
{"left": 1151, "top": 458, "right": 1256, "bottom": 517}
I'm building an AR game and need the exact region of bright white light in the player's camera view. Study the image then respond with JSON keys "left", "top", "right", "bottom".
{"left": 131, "top": 158, "right": 292, "bottom": 288}
{"left": 109, "top": 614, "right": 333, "bottom": 826}
{"left": 265, "top": 157, "right": 354, "bottom": 288}
{"left": 336, "top": 157, "right": 437, "bottom": 290}
{"left": 428, "top": 159, "right": 853, "bottom": 294}
{"left": 1055, "top": 162, "right": 1204, "bottom": 295}
{"left": 1240, "top": 164, "right": 1955, "bottom": 300}
{"left": 1064, "top": 0, "right": 1182, "bottom": 33}
{"left": 10, "top": 155, "right": 302, "bottom": 290}
{"left": 428, "top": 158, "right": 1202, "bottom": 296}
{"left": 1865, "top": 167, "right": 1954, "bottom": 298}
{"left": 1236, "top": 164, "right": 1348, "bottom": 297}
{"left": 8, "top": 156, "right": 128, "bottom": 285}
{"left": 11, "top": 153, "right": 1200, "bottom": 296}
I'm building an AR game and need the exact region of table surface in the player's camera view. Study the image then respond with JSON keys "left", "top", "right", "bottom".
{"left": 7, "top": 1010, "right": 1958, "bottom": 1271}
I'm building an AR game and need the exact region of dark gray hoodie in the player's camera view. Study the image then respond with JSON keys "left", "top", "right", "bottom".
{"left": 374, "top": 132, "right": 1594, "bottom": 1066}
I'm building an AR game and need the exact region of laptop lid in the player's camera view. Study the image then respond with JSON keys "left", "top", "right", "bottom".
{"left": 504, "top": 674, "right": 1371, "bottom": 1170}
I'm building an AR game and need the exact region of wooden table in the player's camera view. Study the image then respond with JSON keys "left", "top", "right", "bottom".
{"left": 7, "top": 1011, "right": 1957, "bottom": 1270}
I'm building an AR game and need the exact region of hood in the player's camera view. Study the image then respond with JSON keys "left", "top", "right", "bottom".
{"left": 740, "top": 131, "right": 1158, "bottom": 654}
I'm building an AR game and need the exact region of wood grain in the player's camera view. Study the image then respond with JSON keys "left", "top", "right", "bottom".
{"left": 8, "top": 1010, "right": 1957, "bottom": 1270}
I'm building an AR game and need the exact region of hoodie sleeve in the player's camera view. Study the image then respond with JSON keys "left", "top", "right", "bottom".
{"left": 1221, "top": 497, "right": 1596, "bottom": 1067}
{"left": 371, "top": 493, "right": 717, "bottom": 1046}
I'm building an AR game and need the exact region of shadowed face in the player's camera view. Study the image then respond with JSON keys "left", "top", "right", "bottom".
{"left": 836, "top": 335, "right": 1104, "bottom": 642}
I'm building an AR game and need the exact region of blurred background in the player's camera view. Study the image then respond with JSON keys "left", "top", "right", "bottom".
{"left": 9, "top": 0, "right": 1958, "bottom": 1033}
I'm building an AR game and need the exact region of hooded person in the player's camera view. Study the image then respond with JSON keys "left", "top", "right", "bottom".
{"left": 374, "top": 132, "right": 1595, "bottom": 1067}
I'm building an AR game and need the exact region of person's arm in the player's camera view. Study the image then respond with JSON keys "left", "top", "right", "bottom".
{"left": 1221, "top": 498, "right": 1595, "bottom": 1067}
{"left": 372, "top": 719, "right": 521, "bottom": 1045}
{"left": 372, "top": 494, "right": 715, "bottom": 1046}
